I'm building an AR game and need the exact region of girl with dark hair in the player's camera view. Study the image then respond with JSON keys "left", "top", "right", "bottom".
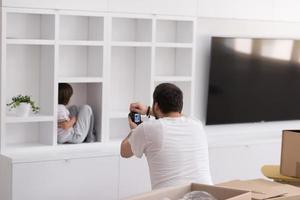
{"left": 57, "top": 83, "right": 96, "bottom": 144}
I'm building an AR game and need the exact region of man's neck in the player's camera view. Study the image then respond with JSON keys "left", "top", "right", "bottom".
{"left": 163, "top": 112, "right": 182, "bottom": 118}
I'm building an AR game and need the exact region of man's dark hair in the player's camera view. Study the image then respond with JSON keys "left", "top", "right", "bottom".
{"left": 58, "top": 83, "right": 73, "bottom": 105}
{"left": 153, "top": 83, "right": 183, "bottom": 114}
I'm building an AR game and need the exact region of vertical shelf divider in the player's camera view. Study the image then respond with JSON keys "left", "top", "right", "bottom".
{"left": 150, "top": 17, "right": 156, "bottom": 105}
{"left": 0, "top": 10, "right": 7, "bottom": 152}
{"left": 52, "top": 12, "right": 60, "bottom": 146}
{"left": 190, "top": 18, "right": 196, "bottom": 117}
{"left": 101, "top": 14, "right": 111, "bottom": 142}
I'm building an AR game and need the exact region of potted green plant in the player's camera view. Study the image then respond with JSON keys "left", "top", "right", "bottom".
{"left": 7, "top": 95, "right": 39, "bottom": 117}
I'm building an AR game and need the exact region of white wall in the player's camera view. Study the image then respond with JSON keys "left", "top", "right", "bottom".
{"left": 198, "top": 0, "right": 300, "bottom": 22}
{"left": 195, "top": 0, "right": 300, "bottom": 184}
{"left": 196, "top": 17, "right": 300, "bottom": 183}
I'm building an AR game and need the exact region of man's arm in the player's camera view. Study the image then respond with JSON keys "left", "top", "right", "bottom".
{"left": 120, "top": 132, "right": 134, "bottom": 158}
{"left": 120, "top": 116, "right": 139, "bottom": 158}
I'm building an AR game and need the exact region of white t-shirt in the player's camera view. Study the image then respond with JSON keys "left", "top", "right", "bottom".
{"left": 57, "top": 104, "right": 73, "bottom": 140}
{"left": 128, "top": 116, "right": 212, "bottom": 189}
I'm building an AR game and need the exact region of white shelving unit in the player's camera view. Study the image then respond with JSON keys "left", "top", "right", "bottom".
{"left": 0, "top": 8, "right": 196, "bottom": 151}
{"left": 0, "top": 6, "right": 195, "bottom": 200}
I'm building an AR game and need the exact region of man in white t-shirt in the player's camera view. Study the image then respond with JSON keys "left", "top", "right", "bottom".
{"left": 121, "top": 83, "right": 213, "bottom": 189}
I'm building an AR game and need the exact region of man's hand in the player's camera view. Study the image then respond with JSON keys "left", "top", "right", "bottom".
{"left": 128, "top": 116, "right": 138, "bottom": 130}
{"left": 130, "top": 102, "right": 148, "bottom": 115}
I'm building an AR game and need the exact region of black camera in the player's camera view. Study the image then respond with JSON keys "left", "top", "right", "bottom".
{"left": 129, "top": 112, "right": 142, "bottom": 125}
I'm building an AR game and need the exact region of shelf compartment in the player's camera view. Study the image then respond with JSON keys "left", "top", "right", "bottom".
{"left": 154, "top": 81, "right": 192, "bottom": 116}
{"left": 112, "top": 17, "right": 152, "bottom": 42}
{"left": 6, "top": 115, "right": 54, "bottom": 123}
{"left": 155, "top": 47, "right": 192, "bottom": 76}
{"left": 7, "top": 13, "right": 55, "bottom": 40}
{"left": 6, "top": 122, "right": 54, "bottom": 148}
{"left": 59, "top": 45, "right": 103, "bottom": 78}
{"left": 60, "top": 15, "right": 104, "bottom": 41}
{"left": 156, "top": 19, "right": 193, "bottom": 43}
{"left": 6, "top": 45, "right": 55, "bottom": 116}
{"left": 110, "top": 46, "right": 151, "bottom": 113}
{"left": 66, "top": 83, "right": 103, "bottom": 142}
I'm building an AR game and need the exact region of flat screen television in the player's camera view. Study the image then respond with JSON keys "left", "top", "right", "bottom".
{"left": 206, "top": 37, "right": 300, "bottom": 125}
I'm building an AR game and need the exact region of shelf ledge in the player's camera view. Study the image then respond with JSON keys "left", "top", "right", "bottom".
{"left": 59, "top": 40, "right": 104, "bottom": 46}
{"left": 6, "top": 115, "right": 54, "bottom": 123}
{"left": 153, "top": 76, "right": 192, "bottom": 82}
{"left": 6, "top": 39, "right": 55, "bottom": 45}
{"left": 111, "top": 41, "right": 152, "bottom": 47}
{"left": 58, "top": 77, "right": 103, "bottom": 83}
{"left": 3, "top": 141, "right": 121, "bottom": 163}
{"left": 156, "top": 42, "right": 193, "bottom": 48}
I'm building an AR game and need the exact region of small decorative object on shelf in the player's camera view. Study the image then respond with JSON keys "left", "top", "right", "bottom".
{"left": 7, "top": 95, "right": 40, "bottom": 117}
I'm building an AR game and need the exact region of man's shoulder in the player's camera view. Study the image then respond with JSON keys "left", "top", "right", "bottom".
{"left": 186, "top": 116, "right": 204, "bottom": 126}
{"left": 180, "top": 116, "right": 205, "bottom": 132}
{"left": 143, "top": 118, "right": 163, "bottom": 128}
{"left": 142, "top": 116, "right": 204, "bottom": 131}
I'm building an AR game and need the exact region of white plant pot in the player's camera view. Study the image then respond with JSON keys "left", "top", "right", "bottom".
{"left": 15, "top": 103, "right": 31, "bottom": 117}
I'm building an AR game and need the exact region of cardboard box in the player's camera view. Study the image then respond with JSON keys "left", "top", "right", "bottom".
{"left": 281, "top": 130, "right": 300, "bottom": 178}
{"left": 125, "top": 183, "right": 251, "bottom": 200}
{"left": 218, "top": 179, "right": 300, "bottom": 200}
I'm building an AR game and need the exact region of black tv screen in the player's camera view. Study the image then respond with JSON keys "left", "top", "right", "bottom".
{"left": 206, "top": 37, "right": 300, "bottom": 125}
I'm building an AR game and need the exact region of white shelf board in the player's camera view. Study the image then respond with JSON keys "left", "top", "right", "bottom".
{"left": 6, "top": 39, "right": 55, "bottom": 45}
{"left": 3, "top": 141, "right": 121, "bottom": 163}
{"left": 111, "top": 41, "right": 152, "bottom": 47}
{"left": 109, "top": 139, "right": 123, "bottom": 143}
{"left": 110, "top": 111, "right": 129, "bottom": 119}
{"left": 6, "top": 115, "right": 54, "bottom": 123}
{"left": 58, "top": 77, "right": 103, "bottom": 83}
{"left": 5, "top": 142, "right": 50, "bottom": 150}
{"left": 59, "top": 40, "right": 105, "bottom": 46}
{"left": 156, "top": 42, "right": 193, "bottom": 48}
{"left": 153, "top": 76, "right": 193, "bottom": 82}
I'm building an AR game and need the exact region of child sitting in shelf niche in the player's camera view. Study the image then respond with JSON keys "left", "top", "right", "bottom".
{"left": 57, "top": 83, "right": 96, "bottom": 144}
